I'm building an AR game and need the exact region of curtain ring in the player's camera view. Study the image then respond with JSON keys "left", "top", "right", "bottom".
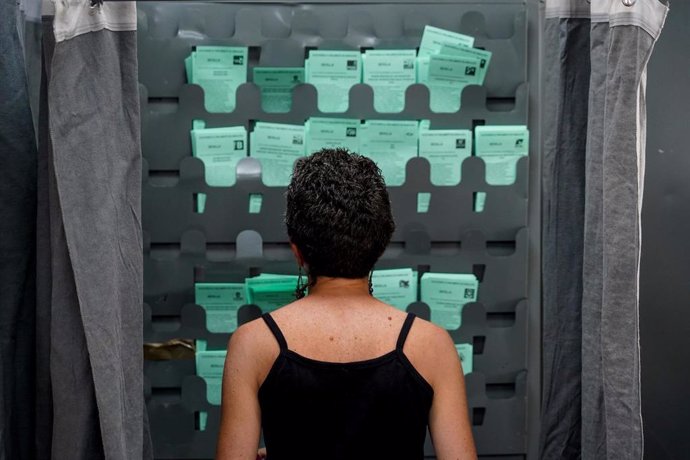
{"left": 622, "top": 0, "right": 636, "bottom": 6}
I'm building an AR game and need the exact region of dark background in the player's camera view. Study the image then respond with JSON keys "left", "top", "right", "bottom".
{"left": 640, "top": 1, "right": 690, "bottom": 458}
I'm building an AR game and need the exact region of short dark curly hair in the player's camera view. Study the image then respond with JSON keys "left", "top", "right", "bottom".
{"left": 285, "top": 148, "right": 395, "bottom": 280}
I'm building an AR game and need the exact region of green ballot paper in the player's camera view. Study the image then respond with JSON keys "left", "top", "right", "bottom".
{"left": 474, "top": 192, "right": 487, "bottom": 213}
{"left": 455, "top": 343, "right": 473, "bottom": 375}
{"left": 421, "top": 273, "right": 478, "bottom": 330}
{"left": 371, "top": 268, "right": 417, "bottom": 311}
{"left": 196, "top": 350, "right": 227, "bottom": 405}
{"left": 439, "top": 44, "right": 492, "bottom": 85}
{"left": 418, "top": 120, "right": 472, "bottom": 186}
{"left": 196, "top": 350, "right": 227, "bottom": 430}
{"left": 249, "top": 122, "right": 306, "bottom": 186}
{"left": 186, "top": 46, "right": 248, "bottom": 113}
{"left": 248, "top": 193, "right": 263, "bottom": 214}
{"left": 475, "top": 125, "right": 529, "bottom": 184}
{"left": 474, "top": 126, "right": 529, "bottom": 211}
{"left": 420, "top": 54, "right": 482, "bottom": 112}
{"left": 195, "top": 283, "right": 246, "bottom": 333}
{"left": 191, "top": 126, "right": 247, "bottom": 187}
{"left": 360, "top": 120, "right": 419, "bottom": 186}
{"left": 418, "top": 25, "right": 475, "bottom": 58}
{"left": 417, "top": 192, "right": 431, "bottom": 213}
{"left": 190, "top": 125, "right": 247, "bottom": 212}
{"left": 305, "top": 50, "right": 362, "bottom": 113}
{"left": 253, "top": 67, "right": 305, "bottom": 113}
{"left": 362, "top": 50, "right": 417, "bottom": 113}
{"left": 245, "top": 274, "right": 299, "bottom": 312}
{"left": 305, "top": 117, "right": 361, "bottom": 154}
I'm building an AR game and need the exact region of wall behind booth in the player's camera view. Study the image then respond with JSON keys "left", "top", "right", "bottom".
{"left": 138, "top": 1, "right": 542, "bottom": 458}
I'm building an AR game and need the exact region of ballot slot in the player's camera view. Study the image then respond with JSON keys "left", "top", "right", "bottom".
{"left": 143, "top": 155, "right": 529, "bottom": 244}
{"left": 472, "top": 407, "right": 486, "bottom": 426}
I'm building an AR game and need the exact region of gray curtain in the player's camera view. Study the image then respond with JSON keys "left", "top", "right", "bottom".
{"left": 2, "top": 0, "right": 151, "bottom": 458}
{"left": 541, "top": 0, "right": 669, "bottom": 459}
{"left": 0, "top": 0, "right": 38, "bottom": 457}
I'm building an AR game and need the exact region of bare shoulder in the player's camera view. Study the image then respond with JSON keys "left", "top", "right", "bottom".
{"left": 225, "top": 317, "right": 281, "bottom": 387}
{"left": 228, "top": 317, "right": 269, "bottom": 350}
{"left": 404, "top": 317, "right": 460, "bottom": 387}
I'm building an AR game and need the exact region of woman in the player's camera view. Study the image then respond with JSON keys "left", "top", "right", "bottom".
{"left": 216, "top": 148, "right": 476, "bottom": 460}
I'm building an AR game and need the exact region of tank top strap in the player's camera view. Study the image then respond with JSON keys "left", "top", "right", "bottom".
{"left": 261, "top": 313, "right": 288, "bottom": 351}
{"left": 396, "top": 313, "right": 416, "bottom": 351}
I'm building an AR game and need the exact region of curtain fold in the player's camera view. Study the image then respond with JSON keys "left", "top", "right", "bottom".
{"left": 541, "top": 0, "right": 669, "bottom": 459}
{"left": 39, "top": 1, "right": 151, "bottom": 458}
{"left": 0, "top": 0, "right": 151, "bottom": 458}
{"left": 0, "top": 0, "right": 38, "bottom": 457}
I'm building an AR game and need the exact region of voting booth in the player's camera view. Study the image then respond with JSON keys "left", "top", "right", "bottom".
{"left": 141, "top": 1, "right": 541, "bottom": 458}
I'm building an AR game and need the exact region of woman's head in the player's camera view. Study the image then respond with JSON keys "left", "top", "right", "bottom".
{"left": 285, "top": 148, "right": 395, "bottom": 281}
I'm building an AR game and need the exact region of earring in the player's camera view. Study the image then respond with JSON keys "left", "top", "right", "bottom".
{"left": 368, "top": 272, "right": 374, "bottom": 296}
{"left": 295, "top": 266, "right": 308, "bottom": 299}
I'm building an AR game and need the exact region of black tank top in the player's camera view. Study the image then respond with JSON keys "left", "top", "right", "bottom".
{"left": 258, "top": 312, "right": 434, "bottom": 460}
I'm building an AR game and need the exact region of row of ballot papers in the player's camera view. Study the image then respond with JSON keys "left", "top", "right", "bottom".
{"left": 194, "top": 270, "right": 477, "bottom": 420}
{"left": 195, "top": 270, "right": 478, "bottom": 337}
{"left": 185, "top": 26, "right": 491, "bottom": 113}
{"left": 190, "top": 120, "right": 528, "bottom": 191}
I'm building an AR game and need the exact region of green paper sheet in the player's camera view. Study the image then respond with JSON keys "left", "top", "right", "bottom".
{"left": 439, "top": 44, "right": 492, "bottom": 85}
{"left": 196, "top": 350, "right": 227, "bottom": 405}
{"left": 362, "top": 49, "right": 417, "bottom": 113}
{"left": 474, "top": 192, "right": 487, "bottom": 212}
{"left": 371, "top": 268, "right": 417, "bottom": 311}
{"left": 475, "top": 125, "right": 529, "bottom": 185}
{"left": 187, "top": 46, "right": 248, "bottom": 113}
{"left": 418, "top": 25, "right": 475, "bottom": 58}
{"left": 417, "top": 192, "right": 431, "bottom": 213}
{"left": 359, "top": 120, "right": 419, "bottom": 186}
{"left": 418, "top": 120, "right": 472, "bottom": 186}
{"left": 245, "top": 274, "right": 299, "bottom": 312}
{"left": 305, "top": 117, "right": 361, "bottom": 154}
{"left": 253, "top": 67, "right": 304, "bottom": 113}
{"left": 249, "top": 193, "right": 263, "bottom": 214}
{"left": 191, "top": 126, "right": 247, "bottom": 187}
{"left": 455, "top": 343, "right": 473, "bottom": 375}
{"left": 195, "top": 283, "right": 246, "bottom": 333}
{"left": 249, "top": 122, "right": 306, "bottom": 186}
{"left": 305, "top": 50, "right": 362, "bottom": 113}
{"left": 422, "top": 54, "right": 482, "bottom": 113}
{"left": 421, "top": 273, "right": 478, "bottom": 330}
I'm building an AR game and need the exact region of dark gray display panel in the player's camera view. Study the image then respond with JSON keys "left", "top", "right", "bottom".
{"left": 139, "top": 2, "right": 538, "bottom": 458}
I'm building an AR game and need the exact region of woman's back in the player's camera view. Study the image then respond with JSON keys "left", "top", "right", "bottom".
{"left": 259, "top": 305, "right": 433, "bottom": 460}
{"left": 215, "top": 150, "right": 475, "bottom": 460}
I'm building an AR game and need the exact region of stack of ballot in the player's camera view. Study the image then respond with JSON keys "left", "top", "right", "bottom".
{"left": 474, "top": 125, "right": 529, "bottom": 211}
{"left": 196, "top": 349, "right": 227, "bottom": 430}
{"left": 305, "top": 117, "right": 361, "bottom": 155}
{"left": 418, "top": 119, "right": 473, "bottom": 186}
{"left": 359, "top": 120, "right": 419, "bottom": 186}
{"left": 249, "top": 122, "right": 306, "bottom": 186}
{"left": 305, "top": 50, "right": 362, "bottom": 113}
{"left": 190, "top": 122, "right": 247, "bottom": 212}
{"left": 253, "top": 67, "right": 305, "bottom": 113}
{"left": 371, "top": 268, "right": 418, "bottom": 311}
{"left": 362, "top": 49, "right": 417, "bottom": 113}
{"left": 185, "top": 46, "right": 248, "bottom": 113}
{"left": 417, "top": 26, "right": 492, "bottom": 112}
{"left": 195, "top": 282, "right": 246, "bottom": 334}
{"left": 455, "top": 343, "right": 473, "bottom": 375}
{"left": 420, "top": 272, "right": 479, "bottom": 330}
{"left": 245, "top": 274, "right": 300, "bottom": 313}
